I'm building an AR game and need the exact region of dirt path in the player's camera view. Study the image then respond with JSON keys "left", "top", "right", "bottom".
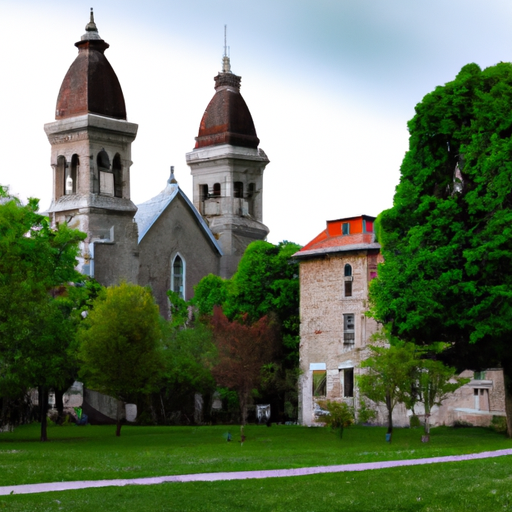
{"left": 1, "top": 448, "right": 511, "bottom": 496}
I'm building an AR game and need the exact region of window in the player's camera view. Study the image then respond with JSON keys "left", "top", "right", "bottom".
{"left": 343, "top": 368, "right": 354, "bottom": 397}
{"left": 56, "top": 155, "right": 67, "bottom": 198}
{"left": 213, "top": 183, "right": 221, "bottom": 196}
{"left": 344, "top": 264, "right": 353, "bottom": 297}
{"left": 113, "top": 153, "right": 122, "bottom": 198}
{"left": 474, "top": 371, "right": 486, "bottom": 380}
{"left": 171, "top": 254, "right": 185, "bottom": 299}
{"left": 312, "top": 370, "right": 326, "bottom": 397}
{"left": 343, "top": 314, "right": 355, "bottom": 344}
{"left": 342, "top": 222, "right": 350, "bottom": 235}
{"left": 97, "top": 150, "right": 113, "bottom": 196}
{"left": 247, "top": 183, "right": 255, "bottom": 197}
{"left": 65, "top": 154, "right": 78, "bottom": 195}
{"left": 200, "top": 184, "right": 209, "bottom": 202}
{"left": 234, "top": 181, "right": 243, "bottom": 198}
{"left": 364, "top": 219, "right": 373, "bottom": 233}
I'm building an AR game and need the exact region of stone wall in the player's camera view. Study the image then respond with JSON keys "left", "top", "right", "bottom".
{"left": 138, "top": 193, "right": 221, "bottom": 317}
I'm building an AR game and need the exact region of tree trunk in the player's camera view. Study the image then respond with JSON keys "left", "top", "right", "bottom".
{"left": 386, "top": 393, "right": 393, "bottom": 438}
{"left": 116, "top": 399, "right": 123, "bottom": 437}
{"left": 239, "top": 391, "right": 248, "bottom": 427}
{"left": 502, "top": 358, "right": 512, "bottom": 438}
{"left": 55, "top": 388, "right": 65, "bottom": 423}
{"left": 39, "top": 386, "right": 48, "bottom": 442}
{"left": 239, "top": 391, "right": 247, "bottom": 445}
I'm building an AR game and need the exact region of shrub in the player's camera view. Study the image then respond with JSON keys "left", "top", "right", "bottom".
{"left": 409, "top": 414, "right": 421, "bottom": 428}
{"left": 317, "top": 400, "right": 354, "bottom": 434}
{"left": 357, "top": 399, "right": 377, "bottom": 424}
{"left": 490, "top": 415, "right": 507, "bottom": 434}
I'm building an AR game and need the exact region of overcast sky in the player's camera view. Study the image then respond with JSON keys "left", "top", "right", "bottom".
{"left": 2, "top": 1, "right": 511, "bottom": 246}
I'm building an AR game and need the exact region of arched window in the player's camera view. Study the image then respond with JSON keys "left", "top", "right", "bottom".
{"left": 213, "top": 183, "right": 221, "bottom": 196}
{"left": 113, "top": 153, "right": 122, "bottom": 198}
{"left": 56, "top": 155, "right": 67, "bottom": 199}
{"left": 65, "top": 154, "right": 79, "bottom": 195}
{"left": 344, "top": 264, "right": 353, "bottom": 297}
{"left": 171, "top": 254, "right": 185, "bottom": 299}
{"left": 97, "top": 149, "right": 113, "bottom": 196}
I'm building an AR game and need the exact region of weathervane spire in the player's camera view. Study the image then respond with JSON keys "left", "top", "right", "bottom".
{"left": 222, "top": 25, "right": 231, "bottom": 73}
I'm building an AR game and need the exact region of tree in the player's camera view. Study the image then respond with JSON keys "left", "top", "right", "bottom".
{"left": 193, "top": 241, "right": 301, "bottom": 420}
{"left": 0, "top": 187, "right": 85, "bottom": 440}
{"left": 369, "top": 62, "right": 512, "bottom": 437}
{"left": 410, "top": 359, "right": 469, "bottom": 441}
{"left": 358, "top": 342, "right": 417, "bottom": 440}
{"left": 78, "top": 283, "right": 164, "bottom": 436}
{"left": 209, "top": 306, "right": 278, "bottom": 436}
{"left": 158, "top": 314, "right": 216, "bottom": 424}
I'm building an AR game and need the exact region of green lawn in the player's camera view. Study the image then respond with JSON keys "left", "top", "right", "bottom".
{"left": 0, "top": 423, "right": 511, "bottom": 511}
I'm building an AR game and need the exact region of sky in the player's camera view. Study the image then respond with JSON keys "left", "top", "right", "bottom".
{"left": 2, "top": 0, "right": 512, "bottom": 246}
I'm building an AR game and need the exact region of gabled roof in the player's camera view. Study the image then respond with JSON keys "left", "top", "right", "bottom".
{"left": 134, "top": 180, "right": 223, "bottom": 255}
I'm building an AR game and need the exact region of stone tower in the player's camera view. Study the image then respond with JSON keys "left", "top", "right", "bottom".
{"left": 44, "top": 10, "right": 139, "bottom": 286}
{"left": 186, "top": 45, "right": 269, "bottom": 278}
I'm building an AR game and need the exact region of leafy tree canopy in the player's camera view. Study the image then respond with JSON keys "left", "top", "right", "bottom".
{"left": 78, "top": 282, "right": 164, "bottom": 435}
{"left": 193, "top": 240, "right": 301, "bottom": 364}
{"left": 0, "top": 187, "right": 86, "bottom": 439}
{"left": 368, "top": 62, "right": 512, "bottom": 436}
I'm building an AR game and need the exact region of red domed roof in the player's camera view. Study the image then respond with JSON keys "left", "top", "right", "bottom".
{"left": 55, "top": 12, "right": 126, "bottom": 121}
{"left": 195, "top": 71, "right": 259, "bottom": 149}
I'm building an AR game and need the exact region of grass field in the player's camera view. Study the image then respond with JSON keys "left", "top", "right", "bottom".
{"left": 0, "top": 423, "right": 511, "bottom": 511}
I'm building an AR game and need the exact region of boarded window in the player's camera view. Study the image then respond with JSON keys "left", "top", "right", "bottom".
{"left": 344, "top": 281, "right": 352, "bottom": 297}
{"left": 97, "top": 150, "right": 113, "bottom": 196}
{"left": 312, "top": 370, "right": 326, "bottom": 397}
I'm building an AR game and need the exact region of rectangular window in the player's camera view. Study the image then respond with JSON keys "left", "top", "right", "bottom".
{"left": 343, "top": 368, "right": 354, "bottom": 397}
{"left": 234, "top": 181, "right": 244, "bottom": 198}
{"left": 474, "top": 371, "right": 486, "bottom": 380}
{"left": 200, "top": 184, "right": 208, "bottom": 202}
{"left": 342, "top": 222, "right": 350, "bottom": 235}
{"left": 343, "top": 314, "right": 355, "bottom": 344}
{"left": 344, "top": 280, "right": 352, "bottom": 297}
{"left": 312, "top": 370, "right": 327, "bottom": 397}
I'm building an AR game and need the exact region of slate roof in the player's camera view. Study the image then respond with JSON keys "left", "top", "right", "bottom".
{"left": 134, "top": 179, "right": 223, "bottom": 255}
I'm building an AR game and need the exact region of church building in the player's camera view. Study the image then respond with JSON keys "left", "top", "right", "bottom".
{"left": 44, "top": 11, "right": 270, "bottom": 316}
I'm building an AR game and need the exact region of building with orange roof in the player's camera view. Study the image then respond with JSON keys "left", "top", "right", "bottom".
{"left": 294, "top": 215, "right": 506, "bottom": 428}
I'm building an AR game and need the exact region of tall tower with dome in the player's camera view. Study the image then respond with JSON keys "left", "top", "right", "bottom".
{"left": 44, "top": 10, "right": 139, "bottom": 286}
{"left": 186, "top": 40, "right": 270, "bottom": 278}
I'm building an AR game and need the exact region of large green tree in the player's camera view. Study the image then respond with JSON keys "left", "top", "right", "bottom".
{"left": 0, "top": 187, "right": 85, "bottom": 440}
{"left": 369, "top": 62, "right": 512, "bottom": 436}
{"left": 78, "top": 282, "right": 164, "bottom": 436}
